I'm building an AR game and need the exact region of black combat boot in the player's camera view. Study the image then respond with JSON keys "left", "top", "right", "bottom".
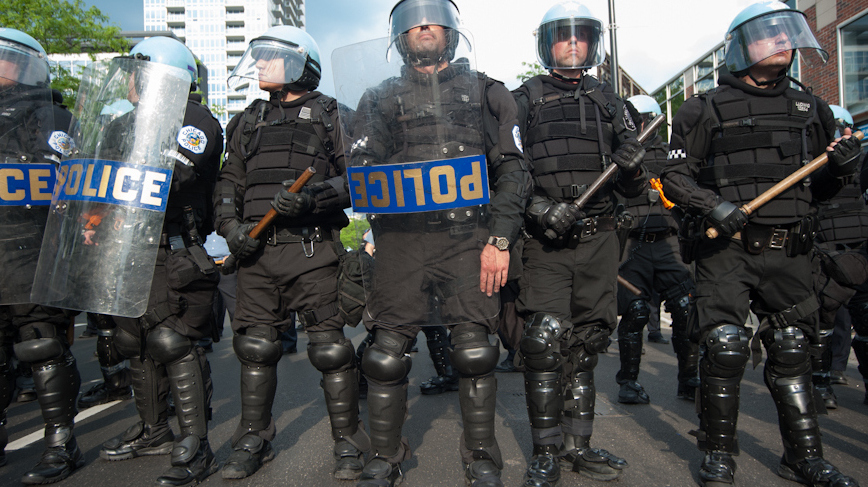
{"left": 524, "top": 452, "right": 560, "bottom": 487}
{"left": 561, "top": 434, "right": 628, "bottom": 481}
{"left": 155, "top": 436, "right": 218, "bottom": 486}
{"left": 21, "top": 425, "right": 85, "bottom": 485}
{"left": 699, "top": 451, "right": 736, "bottom": 486}
{"left": 222, "top": 434, "right": 274, "bottom": 479}
{"left": 466, "top": 458, "right": 503, "bottom": 487}
{"left": 77, "top": 373, "right": 133, "bottom": 409}
{"left": 616, "top": 378, "right": 650, "bottom": 404}
{"left": 100, "top": 421, "right": 175, "bottom": 460}
{"left": 812, "top": 372, "right": 838, "bottom": 409}
{"left": 419, "top": 326, "right": 459, "bottom": 395}
{"left": 356, "top": 457, "right": 403, "bottom": 487}
{"left": 778, "top": 454, "right": 859, "bottom": 487}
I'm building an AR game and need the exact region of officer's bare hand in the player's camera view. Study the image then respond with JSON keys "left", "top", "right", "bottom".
{"left": 83, "top": 230, "right": 98, "bottom": 246}
{"left": 827, "top": 127, "right": 861, "bottom": 178}
{"left": 272, "top": 179, "right": 314, "bottom": 218}
{"left": 480, "top": 244, "right": 509, "bottom": 297}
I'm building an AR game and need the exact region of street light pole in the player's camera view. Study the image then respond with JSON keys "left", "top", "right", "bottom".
{"left": 608, "top": 0, "right": 620, "bottom": 96}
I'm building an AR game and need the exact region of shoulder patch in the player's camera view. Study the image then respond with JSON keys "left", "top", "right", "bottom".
{"left": 48, "top": 130, "right": 73, "bottom": 157}
{"left": 623, "top": 105, "right": 636, "bottom": 132}
{"left": 512, "top": 125, "right": 523, "bottom": 154}
{"left": 177, "top": 125, "right": 207, "bottom": 154}
{"left": 668, "top": 149, "right": 686, "bottom": 160}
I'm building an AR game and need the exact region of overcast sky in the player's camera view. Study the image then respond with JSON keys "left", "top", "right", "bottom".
{"left": 83, "top": 0, "right": 759, "bottom": 95}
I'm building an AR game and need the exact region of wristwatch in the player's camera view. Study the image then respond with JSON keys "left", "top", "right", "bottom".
{"left": 486, "top": 235, "right": 510, "bottom": 251}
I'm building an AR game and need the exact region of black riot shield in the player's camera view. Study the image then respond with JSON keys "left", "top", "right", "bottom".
{"left": 31, "top": 58, "right": 190, "bottom": 317}
{"left": 333, "top": 31, "right": 498, "bottom": 327}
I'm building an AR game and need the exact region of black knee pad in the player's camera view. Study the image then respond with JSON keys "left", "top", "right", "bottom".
{"left": 664, "top": 292, "right": 691, "bottom": 329}
{"left": 704, "top": 325, "right": 750, "bottom": 377}
{"left": 361, "top": 330, "right": 412, "bottom": 385}
{"left": 520, "top": 313, "right": 568, "bottom": 372}
{"left": 763, "top": 326, "right": 810, "bottom": 376}
{"left": 113, "top": 326, "right": 141, "bottom": 358}
{"left": 13, "top": 335, "right": 65, "bottom": 364}
{"left": 307, "top": 330, "right": 354, "bottom": 373}
{"left": 619, "top": 300, "right": 650, "bottom": 335}
{"left": 449, "top": 324, "right": 498, "bottom": 376}
{"left": 146, "top": 325, "right": 194, "bottom": 365}
{"left": 233, "top": 325, "right": 282, "bottom": 366}
{"left": 572, "top": 343, "right": 599, "bottom": 373}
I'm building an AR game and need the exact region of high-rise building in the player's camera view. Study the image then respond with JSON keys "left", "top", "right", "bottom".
{"left": 144, "top": 0, "right": 305, "bottom": 126}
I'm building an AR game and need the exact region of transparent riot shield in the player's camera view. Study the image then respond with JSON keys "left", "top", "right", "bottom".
{"left": 332, "top": 31, "right": 498, "bottom": 327}
{"left": 0, "top": 85, "right": 57, "bottom": 304}
{"left": 31, "top": 58, "right": 190, "bottom": 317}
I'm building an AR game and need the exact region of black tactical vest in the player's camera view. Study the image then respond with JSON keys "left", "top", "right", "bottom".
{"left": 372, "top": 63, "right": 487, "bottom": 164}
{"left": 622, "top": 137, "right": 677, "bottom": 231}
{"left": 235, "top": 94, "right": 336, "bottom": 222}
{"left": 698, "top": 85, "right": 817, "bottom": 223}
{"left": 816, "top": 173, "right": 868, "bottom": 245}
{"left": 524, "top": 75, "right": 625, "bottom": 216}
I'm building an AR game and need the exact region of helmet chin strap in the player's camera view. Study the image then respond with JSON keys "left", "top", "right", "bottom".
{"left": 748, "top": 69, "right": 787, "bottom": 87}
{"left": 550, "top": 69, "right": 587, "bottom": 83}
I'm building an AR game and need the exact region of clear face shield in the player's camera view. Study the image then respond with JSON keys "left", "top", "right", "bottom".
{"left": 536, "top": 18, "right": 604, "bottom": 70}
{"left": 0, "top": 38, "right": 49, "bottom": 88}
{"left": 389, "top": 0, "right": 461, "bottom": 40}
{"left": 725, "top": 11, "right": 828, "bottom": 74}
{"left": 227, "top": 39, "right": 308, "bottom": 92}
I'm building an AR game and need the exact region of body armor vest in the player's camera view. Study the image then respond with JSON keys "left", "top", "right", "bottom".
{"left": 235, "top": 94, "right": 336, "bottom": 223}
{"left": 699, "top": 85, "right": 818, "bottom": 224}
{"left": 524, "top": 76, "right": 621, "bottom": 216}
{"left": 623, "top": 137, "right": 677, "bottom": 231}
{"left": 816, "top": 173, "right": 868, "bottom": 245}
{"left": 372, "top": 63, "right": 486, "bottom": 164}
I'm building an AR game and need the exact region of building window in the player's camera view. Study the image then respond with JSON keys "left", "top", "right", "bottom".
{"left": 841, "top": 13, "right": 868, "bottom": 119}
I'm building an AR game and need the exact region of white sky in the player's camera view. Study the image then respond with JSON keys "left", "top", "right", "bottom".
{"left": 308, "top": 0, "right": 759, "bottom": 97}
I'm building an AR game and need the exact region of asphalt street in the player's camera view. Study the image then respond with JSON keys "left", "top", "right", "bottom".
{"left": 2, "top": 317, "right": 866, "bottom": 486}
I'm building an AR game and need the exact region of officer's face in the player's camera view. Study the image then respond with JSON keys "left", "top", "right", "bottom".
{"left": 747, "top": 26, "right": 793, "bottom": 68}
{"left": 0, "top": 59, "right": 20, "bottom": 87}
{"left": 406, "top": 23, "right": 447, "bottom": 57}
{"left": 256, "top": 56, "right": 285, "bottom": 92}
{"left": 550, "top": 26, "right": 590, "bottom": 67}
{"left": 126, "top": 73, "right": 140, "bottom": 103}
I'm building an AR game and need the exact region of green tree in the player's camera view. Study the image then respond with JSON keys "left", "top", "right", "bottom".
{"left": 516, "top": 61, "right": 547, "bottom": 83}
{"left": 0, "top": 0, "right": 129, "bottom": 107}
{"left": 340, "top": 217, "right": 371, "bottom": 251}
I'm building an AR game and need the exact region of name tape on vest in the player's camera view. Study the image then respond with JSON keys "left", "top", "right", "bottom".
{"left": 348, "top": 155, "right": 490, "bottom": 214}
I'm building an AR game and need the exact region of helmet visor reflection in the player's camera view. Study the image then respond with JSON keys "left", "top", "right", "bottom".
{"left": 536, "top": 18, "right": 604, "bottom": 70}
{"left": 228, "top": 39, "right": 307, "bottom": 92}
{"left": 390, "top": 0, "right": 460, "bottom": 37}
{"left": 0, "top": 38, "right": 49, "bottom": 87}
{"left": 725, "top": 11, "right": 827, "bottom": 73}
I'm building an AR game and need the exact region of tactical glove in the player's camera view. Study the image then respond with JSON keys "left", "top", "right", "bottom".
{"left": 827, "top": 136, "right": 862, "bottom": 178}
{"left": 272, "top": 179, "right": 314, "bottom": 218}
{"left": 529, "top": 200, "right": 582, "bottom": 237}
{"left": 706, "top": 201, "right": 747, "bottom": 238}
{"left": 611, "top": 138, "right": 645, "bottom": 175}
{"left": 224, "top": 220, "right": 260, "bottom": 260}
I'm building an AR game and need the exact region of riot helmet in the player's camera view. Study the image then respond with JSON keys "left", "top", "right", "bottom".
{"left": 0, "top": 27, "right": 50, "bottom": 88}
{"left": 830, "top": 105, "right": 854, "bottom": 129}
{"left": 228, "top": 25, "right": 321, "bottom": 93}
{"left": 535, "top": 2, "right": 605, "bottom": 71}
{"left": 389, "top": 0, "right": 463, "bottom": 67}
{"left": 725, "top": 1, "right": 827, "bottom": 78}
{"left": 129, "top": 36, "right": 198, "bottom": 90}
{"left": 627, "top": 94, "right": 661, "bottom": 127}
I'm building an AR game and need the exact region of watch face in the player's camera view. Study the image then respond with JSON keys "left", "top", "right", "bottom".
{"left": 490, "top": 236, "right": 508, "bottom": 250}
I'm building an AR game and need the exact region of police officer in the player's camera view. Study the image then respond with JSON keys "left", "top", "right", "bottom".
{"left": 215, "top": 26, "right": 364, "bottom": 481}
{"left": 97, "top": 37, "right": 224, "bottom": 487}
{"left": 614, "top": 95, "right": 697, "bottom": 404}
{"left": 513, "top": 3, "right": 644, "bottom": 485}
{"left": 810, "top": 105, "right": 868, "bottom": 410}
{"left": 0, "top": 28, "right": 81, "bottom": 484}
{"left": 661, "top": 2, "right": 860, "bottom": 485}
{"left": 343, "top": 1, "right": 529, "bottom": 485}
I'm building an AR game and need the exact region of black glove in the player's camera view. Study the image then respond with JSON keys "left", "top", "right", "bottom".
{"left": 827, "top": 136, "right": 862, "bottom": 178}
{"left": 224, "top": 220, "right": 260, "bottom": 260}
{"left": 542, "top": 202, "right": 582, "bottom": 236}
{"left": 272, "top": 179, "right": 314, "bottom": 218}
{"left": 611, "top": 138, "right": 645, "bottom": 175}
{"left": 706, "top": 201, "right": 748, "bottom": 238}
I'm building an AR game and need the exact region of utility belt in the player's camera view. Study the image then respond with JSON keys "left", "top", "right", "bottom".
{"left": 628, "top": 227, "right": 675, "bottom": 243}
{"left": 370, "top": 206, "right": 488, "bottom": 236}
{"left": 730, "top": 216, "right": 817, "bottom": 257}
{"left": 532, "top": 215, "right": 618, "bottom": 250}
{"left": 266, "top": 224, "right": 335, "bottom": 258}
